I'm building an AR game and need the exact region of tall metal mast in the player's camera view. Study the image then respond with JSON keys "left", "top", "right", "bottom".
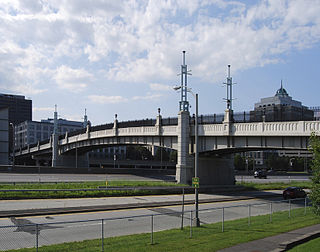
{"left": 223, "top": 65, "right": 235, "bottom": 110}
{"left": 53, "top": 104, "right": 58, "bottom": 134}
{"left": 83, "top": 108, "right": 88, "bottom": 128}
{"left": 179, "top": 51, "right": 191, "bottom": 111}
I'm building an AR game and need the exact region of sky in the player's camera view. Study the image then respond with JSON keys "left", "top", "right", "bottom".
{"left": 1, "top": 0, "right": 320, "bottom": 126}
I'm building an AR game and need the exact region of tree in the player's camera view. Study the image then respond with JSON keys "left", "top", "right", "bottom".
{"left": 309, "top": 133, "right": 320, "bottom": 215}
{"left": 169, "top": 150, "right": 177, "bottom": 163}
{"left": 234, "top": 154, "right": 245, "bottom": 170}
{"left": 126, "top": 146, "right": 153, "bottom": 160}
{"left": 265, "top": 154, "right": 290, "bottom": 171}
{"left": 154, "top": 147, "right": 170, "bottom": 162}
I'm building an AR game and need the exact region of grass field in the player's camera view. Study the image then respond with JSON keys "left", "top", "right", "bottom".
{"left": 0, "top": 180, "right": 312, "bottom": 199}
{"left": 0, "top": 181, "right": 185, "bottom": 199}
{"left": 5, "top": 207, "right": 320, "bottom": 252}
{"left": 288, "top": 237, "right": 320, "bottom": 251}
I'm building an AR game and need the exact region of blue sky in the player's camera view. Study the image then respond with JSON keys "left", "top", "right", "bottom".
{"left": 1, "top": 0, "right": 320, "bottom": 125}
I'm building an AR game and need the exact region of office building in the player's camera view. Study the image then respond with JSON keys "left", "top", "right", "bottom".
{"left": 0, "top": 108, "right": 9, "bottom": 164}
{"left": 0, "top": 93, "right": 32, "bottom": 125}
{"left": 250, "top": 83, "right": 314, "bottom": 122}
{"left": 15, "top": 118, "right": 84, "bottom": 149}
{"left": 0, "top": 93, "right": 32, "bottom": 163}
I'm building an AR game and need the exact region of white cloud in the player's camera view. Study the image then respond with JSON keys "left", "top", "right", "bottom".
{"left": 132, "top": 94, "right": 163, "bottom": 101}
{"left": 54, "top": 65, "right": 93, "bottom": 92}
{"left": 149, "top": 83, "right": 172, "bottom": 91}
{"left": 1, "top": 0, "right": 320, "bottom": 122}
{"left": 88, "top": 95, "right": 128, "bottom": 104}
{"left": 13, "top": 83, "right": 47, "bottom": 96}
{"left": 33, "top": 107, "right": 54, "bottom": 112}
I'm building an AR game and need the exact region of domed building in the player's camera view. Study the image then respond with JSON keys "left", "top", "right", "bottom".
{"left": 250, "top": 82, "right": 314, "bottom": 122}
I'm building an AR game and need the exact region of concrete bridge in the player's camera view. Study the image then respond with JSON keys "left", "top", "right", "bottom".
{"left": 15, "top": 108, "right": 319, "bottom": 185}
{"left": 14, "top": 53, "right": 320, "bottom": 185}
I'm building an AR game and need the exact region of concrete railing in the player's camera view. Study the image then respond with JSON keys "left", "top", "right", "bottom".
{"left": 17, "top": 120, "right": 320, "bottom": 156}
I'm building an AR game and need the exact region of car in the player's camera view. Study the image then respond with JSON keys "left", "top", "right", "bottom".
{"left": 254, "top": 170, "right": 267, "bottom": 179}
{"left": 283, "top": 187, "right": 306, "bottom": 200}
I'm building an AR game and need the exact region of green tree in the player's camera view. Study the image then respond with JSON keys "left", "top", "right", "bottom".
{"left": 154, "top": 147, "right": 170, "bottom": 162}
{"left": 265, "top": 154, "right": 289, "bottom": 171}
{"left": 126, "top": 146, "right": 153, "bottom": 160}
{"left": 169, "top": 150, "right": 177, "bottom": 163}
{"left": 309, "top": 133, "right": 320, "bottom": 215}
{"left": 234, "top": 154, "right": 245, "bottom": 170}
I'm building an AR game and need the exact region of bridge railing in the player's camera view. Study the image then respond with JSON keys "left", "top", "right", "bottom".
{"left": 16, "top": 111, "right": 319, "bottom": 155}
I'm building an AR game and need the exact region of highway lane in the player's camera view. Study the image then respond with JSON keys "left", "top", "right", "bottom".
{"left": 235, "top": 175, "right": 311, "bottom": 183}
{"left": 0, "top": 173, "right": 176, "bottom": 183}
{"left": 0, "top": 173, "right": 310, "bottom": 183}
{"left": 0, "top": 197, "right": 306, "bottom": 251}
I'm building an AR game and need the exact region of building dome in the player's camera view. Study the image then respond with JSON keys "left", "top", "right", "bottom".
{"left": 275, "top": 82, "right": 288, "bottom": 97}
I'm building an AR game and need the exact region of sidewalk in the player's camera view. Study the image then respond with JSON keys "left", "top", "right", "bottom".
{"left": 218, "top": 223, "right": 320, "bottom": 252}
{"left": 0, "top": 190, "right": 282, "bottom": 217}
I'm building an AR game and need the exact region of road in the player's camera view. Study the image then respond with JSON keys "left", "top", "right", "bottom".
{"left": 235, "top": 175, "right": 311, "bottom": 183}
{"left": 0, "top": 197, "right": 306, "bottom": 251}
{"left": 0, "top": 173, "right": 310, "bottom": 183}
{"left": 0, "top": 173, "right": 176, "bottom": 183}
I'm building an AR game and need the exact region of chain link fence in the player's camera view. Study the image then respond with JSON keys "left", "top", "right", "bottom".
{"left": 0, "top": 198, "right": 310, "bottom": 251}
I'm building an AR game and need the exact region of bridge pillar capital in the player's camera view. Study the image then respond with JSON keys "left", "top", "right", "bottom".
{"left": 223, "top": 109, "right": 233, "bottom": 135}
{"left": 113, "top": 116, "right": 118, "bottom": 136}
{"left": 156, "top": 113, "right": 162, "bottom": 135}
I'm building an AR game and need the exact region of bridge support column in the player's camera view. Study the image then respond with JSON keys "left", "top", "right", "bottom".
{"left": 198, "top": 155, "right": 235, "bottom": 185}
{"left": 176, "top": 111, "right": 193, "bottom": 184}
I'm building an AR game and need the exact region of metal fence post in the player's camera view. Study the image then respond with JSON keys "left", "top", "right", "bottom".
{"left": 304, "top": 197, "right": 307, "bottom": 215}
{"left": 190, "top": 211, "right": 193, "bottom": 238}
{"left": 270, "top": 202, "right": 272, "bottom": 223}
{"left": 101, "top": 219, "right": 104, "bottom": 252}
{"left": 151, "top": 215, "right": 154, "bottom": 245}
{"left": 35, "top": 224, "right": 39, "bottom": 252}
{"left": 222, "top": 207, "right": 224, "bottom": 232}
{"left": 289, "top": 199, "right": 291, "bottom": 218}
{"left": 248, "top": 204, "right": 251, "bottom": 226}
{"left": 181, "top": 188, "right": 185, "bottom": 230}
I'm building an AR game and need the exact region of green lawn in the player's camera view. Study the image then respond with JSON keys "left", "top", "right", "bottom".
{"left": 6, "top": 208, "right": 320, "bottom": 252}
{"left": 0, "top": 181, "right": 185, "bottom": 199}
{"left": 288, "top": 237, "right": 320, "bottom": 251}
{"left": 0, "top": 181, "right": 313, "bottom": 200}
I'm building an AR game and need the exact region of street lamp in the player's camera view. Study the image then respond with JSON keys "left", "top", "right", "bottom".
{"left": 173, "top": 86, "right": 200, "bottom": 227}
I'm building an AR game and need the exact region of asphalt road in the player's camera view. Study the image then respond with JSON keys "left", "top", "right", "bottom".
{"left": 0, "top": 173, "right": 176, "bottom": 183}
{"left": 235, "top": 175, "right": 311, "bottom": 183}
{"left": 0, "top": 173, "right": 311, "bottom": 183}
{"left": 0, "top": 197, "right": 306, "bottom": 251}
